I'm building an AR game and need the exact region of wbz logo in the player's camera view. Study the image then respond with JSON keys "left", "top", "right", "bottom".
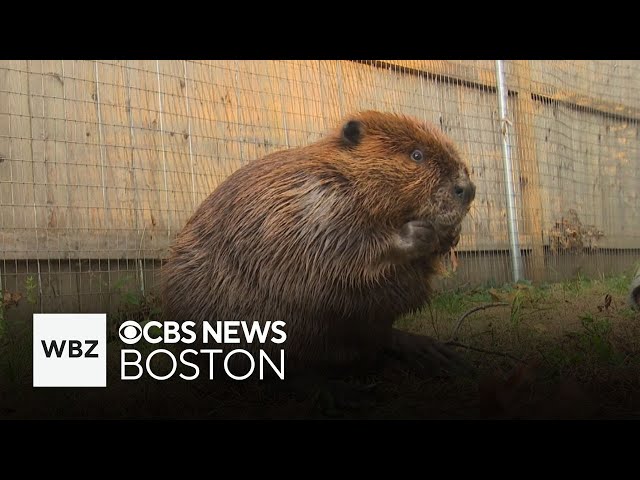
{"left": 41, "top": 339, "right": 99, "bottom": 358}
{"left": 33, "top": 314, "right": 106, "bottom": 387}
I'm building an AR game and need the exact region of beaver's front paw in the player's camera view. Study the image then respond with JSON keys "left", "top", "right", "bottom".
{"left": 391, "top": 220, "right": 439, "bottom": 261}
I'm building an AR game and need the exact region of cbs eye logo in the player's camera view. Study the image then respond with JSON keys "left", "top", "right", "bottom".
{"left": 118, "top": 321, "right": 143, "bottom": 345}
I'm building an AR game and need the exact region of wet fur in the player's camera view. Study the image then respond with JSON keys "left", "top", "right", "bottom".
{"left": 161, "top": 111, "right": 472, "bottom": 374}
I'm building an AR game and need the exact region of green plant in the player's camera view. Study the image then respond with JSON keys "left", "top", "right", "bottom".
{"left": 509, "top": 291, "right": 524, "bottom": 327}
{"left": 527, "top": 283, "right": 552, "bottom": 305}
{"left": 428, "top": 291, "right": 469, "bottom": 317}
{"left": 561, "top": 273, "right": 592, "bottom": 297}
{"left": 543, "top": 344, "right": 575, "bottom": 371}
{"left": 578, "top": 313, "right": 622, "bottom": 365}
{"left": 602, "top": 273, "right": 631, "bottom": 295}
{"left": 25, "top": 275, "right": 38, "bottom": 305}
{"left": 107, "top": 275, "right": 145, "bottom": 307}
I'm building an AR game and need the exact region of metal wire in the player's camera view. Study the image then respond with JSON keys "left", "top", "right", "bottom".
{"left": 1, "top": 60, "right": 638, "bottom": 316}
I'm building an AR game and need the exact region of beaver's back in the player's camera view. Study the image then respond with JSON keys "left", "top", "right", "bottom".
{"left": 161, "top": 150, "right": 435, "bottom": 370}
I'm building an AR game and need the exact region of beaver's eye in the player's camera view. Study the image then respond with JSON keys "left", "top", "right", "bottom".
{"left": 411, "top": 150, "right": 424, "bottom": 162}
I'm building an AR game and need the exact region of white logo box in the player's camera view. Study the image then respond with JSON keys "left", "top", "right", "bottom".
{"left": 33, "top": 313, "right": 107, "bottom": 388}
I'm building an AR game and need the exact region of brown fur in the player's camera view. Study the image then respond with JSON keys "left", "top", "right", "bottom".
{"left": 161, "top": 111, "right": 475, "bottom": 375}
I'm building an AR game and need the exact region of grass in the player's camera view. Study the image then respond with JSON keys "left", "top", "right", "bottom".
{"left": 392, "top": 271, "right": 640, "bottom": 418}
{"left": 1, "top": 271, "right": 639, "bottom": 419}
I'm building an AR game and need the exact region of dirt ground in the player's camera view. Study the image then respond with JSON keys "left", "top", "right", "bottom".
{"left": 1, "top": 272, "right": 640, "bottom": 420}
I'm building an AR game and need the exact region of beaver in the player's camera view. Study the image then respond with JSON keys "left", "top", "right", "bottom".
{"left": 161, "top": 110, "right": 476, "bottom": 380}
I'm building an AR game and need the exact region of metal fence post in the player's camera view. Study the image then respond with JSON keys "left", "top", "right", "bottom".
{"left": 495, "top": 60, "right": 525, "bottom": 283}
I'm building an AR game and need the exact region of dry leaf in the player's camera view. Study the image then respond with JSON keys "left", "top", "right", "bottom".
{"left": 533, "top": 323, "right": 547, "bottom": 333}
{"left": 2, "top": 291, "right": 23, "bottom": 309}
{"left": 597, "top": 293, "right": 613, "bottom": 312}
{"left": 488, "top": 288, "right": 502, "bottom": 303}
{"left": 449, "top": 247, "right": 459, "bottom": 272}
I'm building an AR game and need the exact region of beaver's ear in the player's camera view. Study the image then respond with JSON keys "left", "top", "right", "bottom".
{"left": 342, "top": 120, "right": 362, "bottom": 147}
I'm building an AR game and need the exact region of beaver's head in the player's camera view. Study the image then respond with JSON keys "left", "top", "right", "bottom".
{"left": 334, "top": 110, "right": 475, "bottom": 251}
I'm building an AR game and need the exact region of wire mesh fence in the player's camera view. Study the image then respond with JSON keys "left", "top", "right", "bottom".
{"left": 1, "top": 60, "right": 639, "bottom": 318}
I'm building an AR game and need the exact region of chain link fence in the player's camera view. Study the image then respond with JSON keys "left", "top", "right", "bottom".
{"left": 1, "top": 60, "right": 639, "bottom": 317}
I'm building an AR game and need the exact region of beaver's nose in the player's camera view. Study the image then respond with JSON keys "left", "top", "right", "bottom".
{"left": 454, "top": 178, "right": 476, "bottom": 205}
